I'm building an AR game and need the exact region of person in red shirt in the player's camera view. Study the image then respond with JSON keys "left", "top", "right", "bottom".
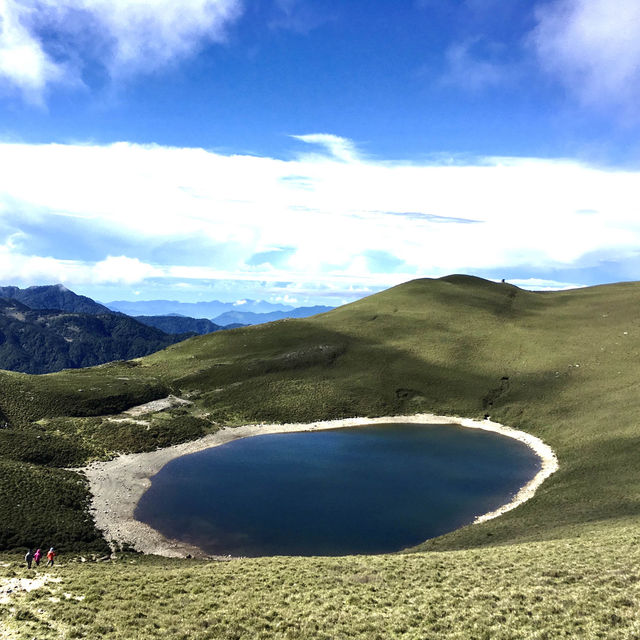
{"left": 46, "top": 547, "right": 56, "bottom": 567}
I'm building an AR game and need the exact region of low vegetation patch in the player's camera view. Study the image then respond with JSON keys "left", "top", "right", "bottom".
{"left": 0, "top": 460, "right": 108, "bottom": 553}
{"left": 0, "top": 383, "right": 217, "bottom": 551}
{"left": 2, "top": 520, "right": 640, "bottom": 639}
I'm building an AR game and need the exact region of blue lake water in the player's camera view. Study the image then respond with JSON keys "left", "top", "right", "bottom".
{"left": 135, "top": 423, "right": 541, "bottom": 557}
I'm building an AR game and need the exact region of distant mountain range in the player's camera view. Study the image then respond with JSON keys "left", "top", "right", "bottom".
{"left": 0, "top": 298, "right": 187, "bottom": 374}
{"left": 212, "top": 306, "right": 333, "bottom": 326}
{"left": 0, "top": 284, "right": 335, "bottom": 373}
{"left": 134, "top": 315, "right": 226, "bottom": 335}
{"left": 106, "top": 298, "right": 292, "bottom": 318}
{"left": 106, "top": 297, "right": 333, "bottom": 326}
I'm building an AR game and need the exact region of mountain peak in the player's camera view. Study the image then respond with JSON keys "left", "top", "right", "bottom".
{"left": 0, "top": 284, "right": 112, "bottom": 315}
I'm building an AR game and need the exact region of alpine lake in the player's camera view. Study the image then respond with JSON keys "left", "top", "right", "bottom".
{"left": 135, "top": 423, "right": 541, "bottom": 557}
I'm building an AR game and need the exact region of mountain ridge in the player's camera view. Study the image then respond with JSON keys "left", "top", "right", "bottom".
{"left": 0, "top": 297, "right": 190, "bottom": 374}
{"left": 134, "top": 315, "right": 224, "bottom": 335}
{"left": 0, "top": 284, "right": 113, "bottom": 315}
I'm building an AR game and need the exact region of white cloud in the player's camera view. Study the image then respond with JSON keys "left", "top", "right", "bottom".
{"left": 501, "top": 278, "right": 586, "bottom": 291}
{"left": 0, "top": 245, "right": 80, "bottom": 282}
{"left": 292, "top": 133, "right": 360, "bottom": 162}
{"left": 531, "top": 0, "right": 640, "bottom": 111}
{"left": 0, "top": 244, "right": 162, "bottom": 285}
{"left": 1, "top": 138, "right": 640, "bottom": 293}
{"left": 0, "top": 0, "right": 71, "bottom": 104}
{"left": 92, "top": 255, "right": 163, "bottom": 284}
{"left": 0, "top": 0, "right": 243, "bottom": 101}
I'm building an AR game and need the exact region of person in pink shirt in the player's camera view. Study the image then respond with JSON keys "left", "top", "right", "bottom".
{"left": 33, "top": 548, "right": 42, "bottom": 566}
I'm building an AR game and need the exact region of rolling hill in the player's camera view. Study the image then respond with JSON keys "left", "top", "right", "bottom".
{"left": 2, "top": 274, "right": 640, "bottom": 637}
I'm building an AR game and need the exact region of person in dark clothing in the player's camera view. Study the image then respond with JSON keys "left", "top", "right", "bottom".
{"left": 25, "top": 549, "right": 33, "bottom": 569}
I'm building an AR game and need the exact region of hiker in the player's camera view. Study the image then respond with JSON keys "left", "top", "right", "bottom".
{"left": 33, "top": 548, "right": 42, "bottom": 566}
{"left": 46, "top": 547, "right": 56, "bottom": 567}
{"left": 25, "top": 549, "right": 33, "bottom": 569}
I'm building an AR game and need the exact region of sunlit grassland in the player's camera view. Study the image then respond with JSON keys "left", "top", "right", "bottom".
{"left": 2, "top": 519, "right": 640, "bottom": 639}
{"left": 2, "top": 275, "right": 640, "bottom": 636}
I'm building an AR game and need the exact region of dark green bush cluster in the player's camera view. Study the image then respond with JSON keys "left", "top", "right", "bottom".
{"left": 0, "top": 429, "right": 90, "bottom": 467}
{"left": 64, "top": 386, "right": 169, "bottom": 418}
{"left": 0, "top": 364, "right": 214, "bottom": 551}
{"left": 0, "top": 460, "right": 109, "bottom": 553}
{"left": 94, "top": 414, "right": 210, "bottom": 454}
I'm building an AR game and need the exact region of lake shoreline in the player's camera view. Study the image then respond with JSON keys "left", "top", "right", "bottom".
{"left": 78, "top": 414, "right": 558, "bottom": 559}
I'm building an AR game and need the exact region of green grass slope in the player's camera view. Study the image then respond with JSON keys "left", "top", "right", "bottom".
{"left": 1, "top": 275, "right": 640, "bottom": 551}
{"left": 3, "top": 521, "right": 640, "bottom": 639}
{"left": 146, "top": 275, "right": 640, "bottom": 550}
{"left": 3, "top": 274, "right": 640, "bottom": 637}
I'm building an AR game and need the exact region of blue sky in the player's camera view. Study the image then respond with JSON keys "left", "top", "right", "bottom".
{"left": 1, "top": 0, "right": 640, "bottom": 306}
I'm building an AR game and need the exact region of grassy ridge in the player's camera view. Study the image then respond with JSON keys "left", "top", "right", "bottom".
{"left": 2, "top": 275, "right": 640, "bottom": 550}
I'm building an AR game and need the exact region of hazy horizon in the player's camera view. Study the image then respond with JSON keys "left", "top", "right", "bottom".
{"left": 2, "top": 1, "right": 639, "bottom": 306}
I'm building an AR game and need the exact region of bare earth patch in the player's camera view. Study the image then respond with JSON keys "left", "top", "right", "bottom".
{"left": 0, "top": 575, "right": 60, "bottom": 604}
{"left": 123, "top": 394, "right": 192, "bottom": 417}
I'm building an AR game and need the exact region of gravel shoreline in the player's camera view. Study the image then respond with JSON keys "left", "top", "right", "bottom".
{"left": 78, "top": 414, "right": 558, "bottom": 558}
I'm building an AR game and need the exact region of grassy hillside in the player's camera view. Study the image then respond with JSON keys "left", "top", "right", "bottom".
{"left": 144, "top": 276, "right": 640, "bottom": 546}
{"left": 3, "top": 519, "right": 640, "bottom": 639}
{"left": 2, "top": 275, "right": 640, "bottom": 636}
{"left": 2, "top": 275, "right": 640, "bottom": 548}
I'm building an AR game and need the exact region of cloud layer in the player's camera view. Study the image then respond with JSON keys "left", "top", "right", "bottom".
{"left": 1, "top": 137, "right": 639, "bottom": 299}
{"left": 0, "top": 0, "right": 242, "bottom": 102}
